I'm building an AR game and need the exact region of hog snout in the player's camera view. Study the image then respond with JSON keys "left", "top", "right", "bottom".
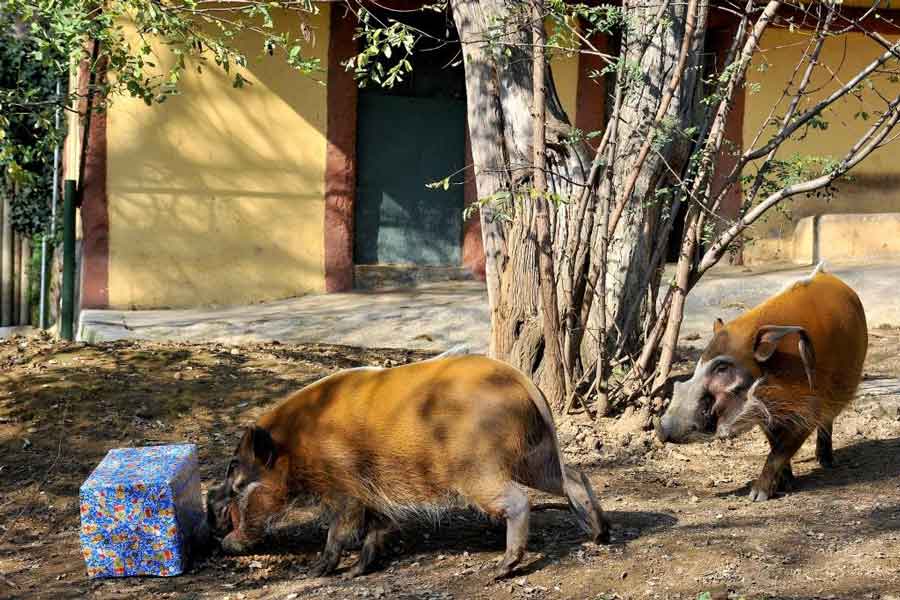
{"left": 655, "top": 412, "right": 701, "bottom": 444}
{"left": 656, "top": 414, "right": 679, "bottom": 443}
{"left": 205, "top": 483, "right": 234, "bottom": 540}
{"left": 654, "top": 415, "right": 669, "bottom": 443}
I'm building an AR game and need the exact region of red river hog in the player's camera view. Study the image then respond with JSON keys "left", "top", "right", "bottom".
{"left": 656, "top": 263, "right": 867, "bottom": 501}
{"left": 206, "top": 353, "right": 609, "bottom": 578}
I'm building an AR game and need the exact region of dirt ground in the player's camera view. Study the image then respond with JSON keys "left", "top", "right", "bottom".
{"left": 1, "top": 330, "right": 899, "bottom": 600}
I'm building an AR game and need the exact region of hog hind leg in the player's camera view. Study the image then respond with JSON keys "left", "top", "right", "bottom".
{"left": 512, "top": 436, "right": 609, "bottom": 544}
{"left": 468, "top": 479, "right": 530, "bottom": 579}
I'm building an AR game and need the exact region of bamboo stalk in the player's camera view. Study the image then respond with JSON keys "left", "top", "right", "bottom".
{"left": 19, "top": 236, "right": 30, "bottom": 326}
{"left": 12, "top": 231, "right": 21, "bottom": 325}
{"left": 40, "top": 79, "right": 63, "bottom": 330}
{"left": 1, "top": 193, "right": 12, "bottom": 327}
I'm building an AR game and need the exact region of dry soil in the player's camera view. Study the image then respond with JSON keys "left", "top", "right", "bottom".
{"left": 1, "top": 332, "right": 899, "bottom": 600}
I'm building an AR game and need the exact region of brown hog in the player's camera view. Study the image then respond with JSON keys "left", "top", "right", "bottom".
{"left": 206, "top": 354, "right": 609, "bottom": 578}
{"left": 657, "top": 263, "right": 867, "bottom": 501}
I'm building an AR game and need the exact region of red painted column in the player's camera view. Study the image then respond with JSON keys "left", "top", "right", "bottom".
{"left": 323, "top": 5, "right": 359, "bottom": 292}
{"left": 462, "top": 121, "right": 486, "bottom": 279}
{"left": 709, "top": 26, "right": 745, "bottom": 264}
{"left": 79, "top": 54, "right": 110, "bottom": 309}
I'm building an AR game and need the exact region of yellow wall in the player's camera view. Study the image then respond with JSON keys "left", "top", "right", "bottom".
{"left": 800, "top": 0, "right": 899, "bottom": 6}
{"left": 548, "top": 18, "right": 580, "bottom": 124}
{"left": 552, "top": 52, "right": 580, "bottom": 123}
{"left": 106, "top": 6, "right": 330, "bottom": 308}
{"left": 742, "top": 27, "right": 900, "bottom": 263}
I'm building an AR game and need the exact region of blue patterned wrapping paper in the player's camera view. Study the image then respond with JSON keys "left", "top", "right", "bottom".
{"left": 79, "top": 444, "right": 204, "bottom": 578}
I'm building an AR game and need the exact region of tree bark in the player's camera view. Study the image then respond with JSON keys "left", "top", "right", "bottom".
{"left": 583, "top": 0, "right": 707, "bottom": 363}
{"left": 531, "top": 0, "right": 567, "bottom": 409}
{"left": 451, "top": 0, "right": 590, "bottom": 401}
{"left": 653, "top": 0, "right": 779, "bottom": 389}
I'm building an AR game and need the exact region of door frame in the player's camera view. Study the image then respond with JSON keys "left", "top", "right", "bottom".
{"left": 322, "top": 5, "right": 484, "bottom": 292}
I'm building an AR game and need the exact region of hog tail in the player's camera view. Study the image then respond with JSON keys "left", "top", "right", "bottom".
{"left": 432, "top": 345, "right": 470, "bottom": 359}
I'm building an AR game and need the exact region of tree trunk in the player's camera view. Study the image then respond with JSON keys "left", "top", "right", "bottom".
{"left": 584, "top": 0, "right": 707, "bottom": 363}
{"left": 451, "top": 0, "right": 707, "bottom": 412}
{"left": 452, "top": 0, "right": 592, "bottom": 409}
{"left": 531, "top": 0, "right": 568, "bottom": 407}
{"left": 12, "top": 231, "right": 21, "bottom": 325}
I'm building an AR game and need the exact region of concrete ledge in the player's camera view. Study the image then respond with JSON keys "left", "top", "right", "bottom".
{"left": 794, "top": 212, "right": 900, "bottom": 263}
{"left": 0, "top": 326, "right": 35, "bottom": 339}
{"left": 353, "top": 265, "right": 474, "bottom": 291}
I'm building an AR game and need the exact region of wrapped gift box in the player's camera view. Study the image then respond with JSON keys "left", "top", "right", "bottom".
{"left": 79, "top": 444, "right": 204, "bottom": 578}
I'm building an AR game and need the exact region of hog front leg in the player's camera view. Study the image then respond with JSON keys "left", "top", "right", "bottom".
{"left": 346, "top": 511, "right": 396, "bottom": 578}
{"left": 309, "top": 500, "right": 365, "bottom": 577}
{"left": 816, "top": 419, "right": 835, "bottom": 469}
{"left": 750, "top": 426, "right": 809, "bottom": 502}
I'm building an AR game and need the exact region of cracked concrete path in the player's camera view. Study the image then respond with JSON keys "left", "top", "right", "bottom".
{"left": 78, "top": 282, "right": 491, "bottom": 352}
{"left": 77, "top": 260, "right": 900, "bottom": 352}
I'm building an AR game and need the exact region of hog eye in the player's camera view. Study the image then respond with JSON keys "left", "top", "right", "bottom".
{"left": 713, "top": 361, "right": 730, "bottom": 374}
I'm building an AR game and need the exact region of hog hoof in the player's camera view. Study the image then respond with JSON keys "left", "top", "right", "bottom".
{"left": 594, "top": 523, "right": 611, "bottom": 545}
{"left": 220, "top": 532, "right": 250, "bottom": 555}
{"left": 748, "top": 486, "right": 771, "bottom": 502}
{"left": 776, "top": 470, "right": 797, "bottom": 493}
{"left": 493, "top": 553, "right": 524, "bottom": 580}
{"left": 308, "top": 558, "right": 337, "bottom": 578}
{"left": 344, "top": 561, "right": 370, "bottom": 579}
{"left": 816, "top": 454, "right": 835, "bottom": 469}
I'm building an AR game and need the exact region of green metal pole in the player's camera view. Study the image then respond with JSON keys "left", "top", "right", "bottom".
{"left": 60, "top": 180, "right": 76, "bottom": 341}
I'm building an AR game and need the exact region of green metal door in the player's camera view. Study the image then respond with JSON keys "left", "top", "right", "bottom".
{"left": 353, "top": 8, "right": 467, "bottom": 268}
{"left": 355, "top": 94, "right": 466, "bottom": 266}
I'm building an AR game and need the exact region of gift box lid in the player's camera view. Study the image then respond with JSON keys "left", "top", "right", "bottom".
{"left": 81, "top": 444, "right": 198, "bottom": 490}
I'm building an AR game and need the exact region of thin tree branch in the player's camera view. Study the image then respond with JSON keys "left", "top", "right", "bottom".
{"left": 698, "top": 93, "right": 900, "bottom": 276}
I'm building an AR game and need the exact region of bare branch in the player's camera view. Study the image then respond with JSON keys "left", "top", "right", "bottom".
{"left": 743, "top": 38, "right": 900, "bottom": 163}
{"left": 698, "top": 93, "right": 900, "bottom": 276}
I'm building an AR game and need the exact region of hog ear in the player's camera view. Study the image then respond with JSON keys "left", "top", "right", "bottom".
{"left": 713, "top": 318, "right": 725, "bottom": 334}
{"left": 237, "top": 426, "right": 277, "bottom": 469}
{"left": 753, "top": 325, "right": 817, "bottom": 390}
